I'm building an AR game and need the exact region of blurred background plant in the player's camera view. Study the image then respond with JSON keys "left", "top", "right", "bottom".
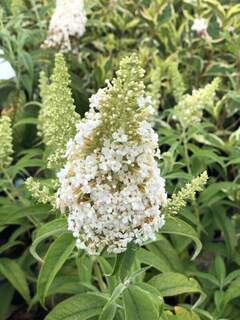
{"left": 0, "top": 0, "right": 240, "bottom": 319}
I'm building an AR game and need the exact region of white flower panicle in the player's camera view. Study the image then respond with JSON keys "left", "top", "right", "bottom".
{"left": 43, "top": 0, "right": 87, "bottom": 52}
{"left": 191, "top": 17, "right": 208, "bottom": 37}
{"left": 0, "top": 49, "right": 16, "bottom": 80}
{"left": 56, "top": 55, "right": 167, "bottom": 255}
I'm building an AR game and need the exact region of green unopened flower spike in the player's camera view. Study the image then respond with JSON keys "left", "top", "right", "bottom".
{"left": 25, "top": 177, "right": 57, "bottom": 207}
{"left": 38, "top": 71, "right": 49, "bottom": 106}
{"left": 164, "top": 171, "right": 208, "bottom": 215}
{"left": 38, "top": 53, "right": 80, "bottom": 170}
{"left": 229, "top": 127, "right": 240, "bottom": 145}
{"left": 147, "top": 59, "right": 162, "bottom": 111}
{"left": 0, "top": 115, "right": 13, "bottom": 169}
{"left": 167, "top": 60, "right": 186, "bottom": 102}
{"left": 84, "top": 54, "right": 148, "bottom": 154}
{"left": 11, "top": 0, "right": 25, "bottom": 15}
{"left": 12, "top": 91, "right": 26, "bottom": 150}
{"left": 174, "top": 78, "right": 220, "bottom": 129}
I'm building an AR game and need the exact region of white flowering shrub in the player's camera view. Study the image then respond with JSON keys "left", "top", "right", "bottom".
{"left": 43, "top": 0, "right": 87, "bottom": 52}
{"left": 56, "top": 55, "right": 167, "bottom": 254}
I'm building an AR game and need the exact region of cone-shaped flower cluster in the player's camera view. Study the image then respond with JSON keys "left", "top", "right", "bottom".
{"left": 10, "top": 0, "right": 25, "bottom": 15}
{"left": 25, "top": 177, "right": 57, "bottom": 206}
{"left": 164, "top": 171, "right": 208, "bottom": 215}
{"left": 167, "top": 59, "right": 185, "bottom": 102}
{"left": 56, "top": 54, "right": 167, "bottom": 255}
{"left": 174, "top": 78, "right": 220, "bottom": 129}
{"left": 26, "top": 54, "right": 79, "bottom": 204}
{"left": 0, "top": 116, "right": 13, "bottom": 169}
{"left": 147, "top": 66, "right": 162, "bottom": 111}
{"left": 38, "top": 53, "right": 80, "bottom": 170}
{"left": 43, "top": 0, "right": 87, "bottom": 52}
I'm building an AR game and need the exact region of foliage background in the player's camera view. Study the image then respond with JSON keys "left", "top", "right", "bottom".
{"left": 0, "top": 0, "right": 240, "bottom": 319}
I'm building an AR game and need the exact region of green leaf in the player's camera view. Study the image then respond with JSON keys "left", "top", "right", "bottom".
{"left": 99, "top": 282, "right": 127, "bottom": 320}
{"left": 0, "top": 282, "right": 14, "bottom": 319}
{"left": 137, "top": 247, "right": 172, "bottom": 272}
{"left": 123, "top": 285, "right": 160, "bottom": 320}
{"left": 146, "top": 236, "right": 184, "bottom": 272}
{"left": 214, "top": 290, "right": 224, "bottom": 312}
{"left": 223, "top": 278, "right": 240, "bottom": 307}
{"left": 189, "top": 145, "right": 225, "bottom": 167}
{"left": 0, "top": 205, "right": 50, "bottom": 225}
{"left": 160, "top": 216, "right": 202, "bottom": 260}
{"left": 138, "top": 235, "right": 184, "bottom": 273}
{"left": 174, "top": 306, "right": 201, "bottom": 320}
{"left": 126, "top": 18, "right": 140, "bottom": 29}
{"left": 45, "top": 293, "right": 107, "bottom": 320}
{"left": 165, "top": 172, "right": 191, "bottom": 180}
{"left": 0, "top": 258, "right": 30, "bottom": 303}
{"left": 30, "top": 218, "right": 67, "bottom": 262}
{"left": 112, "top": 242, "right": 138, "bottom": 280}
{"left": 159, "top": 4, "right": 172, "bottom": 26}
{"left": 0, "top": 240, "right": 22, "bottom": 255}
{"left": 189, "top": 271, "right": 219, "bottom": 287}
{"left": 37, "top": 232, "right": 75, "bottom": 306}
{"left": 204, "top": 0, "right": 225, "bottom": 19}
{"left": 137, "top": 283, "right": 164, "bottom": 314}
{"left": 213, "top": 208, "right": 237, "bottom": 259}
{"left": 76, "top": 254, "right": 93, "bottom": 284}
{"left": 99, "top": 304, "right": 116, "bottom": 320}
{"left": 97, "top": 256, "right": 113, "bottom": 276}
{"left": 9, "top": 158, "right": 46, "bottom": 176}
{"left": 223, "top": 270, "right": 240, "bottom": 287}
{"left": 200, "top": 182, "right": 235, "bottom": 204}
{"left": 214, "top": 256, "right": 226, "bottom": 287}
{"left": 30, "top": 276, "right": 96, "bottom": 310}
{"left": 149, "top": 272, "right": 205, "bottom": 307}
{"left": 48, "top": 276, "right": 90, "bottom": 296}
{"left": 226, "top": 4, "right": 240, "bottom": 21}
{"left": 97, "top": 256, "right": 118, "bottom": 292}
{"left": 13, "top": 117, "right": 38, "bottom": 128}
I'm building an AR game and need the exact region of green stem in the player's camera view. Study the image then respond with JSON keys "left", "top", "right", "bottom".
{"left": 29, "top": 0, "right": 44, "bottom": 35}
{"left": 94, "top": 261, "right": 107, "bottom": 293}
{"left": 181, "top": 129, "right": 202, "bottom": 235}
{"left": 182, "top": 128, "right": 192, "bottom": 175}
{"left": 1, "top": 167, "right": 39, "bottom": 226}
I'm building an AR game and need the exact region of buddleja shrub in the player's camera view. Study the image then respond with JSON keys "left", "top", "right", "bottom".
{"left": 23, "top": 53, "right": 208, "bottom": 320}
